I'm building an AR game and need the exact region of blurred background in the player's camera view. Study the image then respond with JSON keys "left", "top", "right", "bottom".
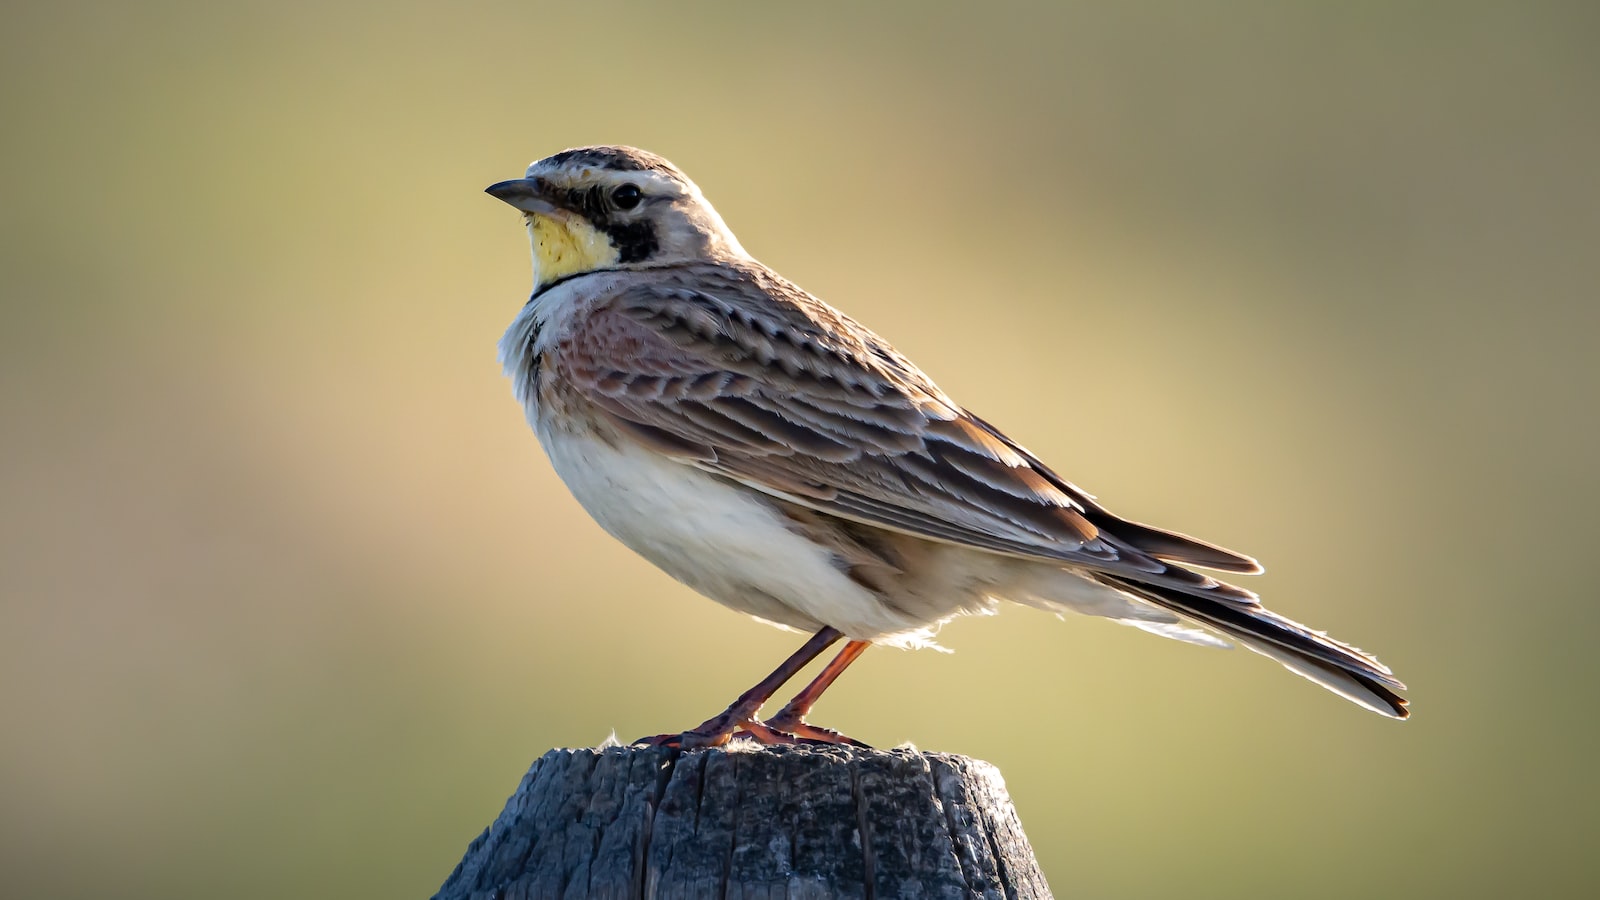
{"left": 2, "top": 1, "right": 1596, "bottom": 897}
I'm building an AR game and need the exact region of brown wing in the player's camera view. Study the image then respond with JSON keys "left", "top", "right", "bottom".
{"left": 550, "top": 266, "right": 1258, "bottom": 599}
{"left": 959, "top": 411, "right": 1264, "bottom": 575}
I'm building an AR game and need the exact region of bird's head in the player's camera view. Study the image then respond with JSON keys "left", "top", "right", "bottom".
{"left": 486, "top": 146, "right": 746, "bottom": 292}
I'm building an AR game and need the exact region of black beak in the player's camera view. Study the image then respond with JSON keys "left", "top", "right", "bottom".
{"left": 485, "top": 178, "right": 557, "bottom": 214}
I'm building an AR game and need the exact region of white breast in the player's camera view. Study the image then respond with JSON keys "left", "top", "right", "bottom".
{"left": 537, "top": 417, "right": 945, "bottom": 642}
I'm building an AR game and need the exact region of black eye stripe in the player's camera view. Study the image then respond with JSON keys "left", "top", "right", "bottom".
{"left": 544, "top": 184, "right": 660, "bottom": 263}
{"left": 551, "top": 185, "right": 649, "bottom": 216}
{"left": 547, "top": 184, "right": 659, "bottom": 261}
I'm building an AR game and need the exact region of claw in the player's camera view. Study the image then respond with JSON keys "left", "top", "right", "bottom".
{"left": 759, "top": 715, "right": 870, "bottom": 747}
{"left": 632, "top": 728, "right": 733, "bottom": 749}
{"left": 732, "top": 721, "right": 809, "bottom": 744}
{"left": 635, "top": 717, "right": 867, "bottom": 748}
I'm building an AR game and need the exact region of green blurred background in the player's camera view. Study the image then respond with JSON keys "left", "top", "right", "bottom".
{"left": 3, "top": 1, "right": 1596, "bottom": 897}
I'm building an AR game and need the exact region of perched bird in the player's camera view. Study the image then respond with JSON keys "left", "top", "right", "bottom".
{"left": 487, "top": 145, "right": 1408, "bottom": 747}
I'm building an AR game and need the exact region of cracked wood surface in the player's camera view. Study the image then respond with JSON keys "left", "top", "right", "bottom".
{"left": 433, "top": 745, "right": 1052, "bottom": 899}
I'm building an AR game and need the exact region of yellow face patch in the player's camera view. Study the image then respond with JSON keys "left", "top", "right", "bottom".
{"left": 527, "top": 212, "right": 620, "bottom": 292}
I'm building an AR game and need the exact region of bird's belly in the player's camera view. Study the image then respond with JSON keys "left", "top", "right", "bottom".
{"left": 534, "top": 420, "right": 930, "bottom": 641}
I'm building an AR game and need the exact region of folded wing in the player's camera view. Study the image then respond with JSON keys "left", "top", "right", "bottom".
{"left": 549, "top": 273, "right": 1256, "bottom": 603}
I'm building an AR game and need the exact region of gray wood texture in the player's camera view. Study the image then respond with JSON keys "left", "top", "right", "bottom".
{"left": 433, "top": 745, "right": 1052, "bottom": 899}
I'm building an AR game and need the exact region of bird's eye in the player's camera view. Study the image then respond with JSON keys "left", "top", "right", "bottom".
{"left": 612, "top": 184, "right": 643, "bottom": 210}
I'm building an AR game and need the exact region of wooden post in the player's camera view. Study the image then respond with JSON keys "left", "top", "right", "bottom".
{"left": 433, "top": 744, "right": 1052, "bottom": 899}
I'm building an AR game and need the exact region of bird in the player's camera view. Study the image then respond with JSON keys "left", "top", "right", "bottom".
{"left": 486, "top": 145, "right": 1408, "bottom": 747}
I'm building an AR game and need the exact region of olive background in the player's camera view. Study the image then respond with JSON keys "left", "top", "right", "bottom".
{"left": 3, "top": 2, "right": 1596, "bottom": 897}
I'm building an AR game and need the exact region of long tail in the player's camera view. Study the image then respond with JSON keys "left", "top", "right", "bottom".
{"left": 1099, "top": 575, "right": 1409, "bottom": 719}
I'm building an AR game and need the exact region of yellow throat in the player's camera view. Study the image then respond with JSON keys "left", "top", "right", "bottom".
{"left": 527, "top": 213, "right": 620, "bottom": 292}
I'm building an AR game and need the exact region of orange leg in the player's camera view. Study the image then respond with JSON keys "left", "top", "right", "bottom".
{"left": 634, "top": 627, "right": 843, "bottom": 749}
{"left": 759, "top": 640, "right": 872, "bottom": 747}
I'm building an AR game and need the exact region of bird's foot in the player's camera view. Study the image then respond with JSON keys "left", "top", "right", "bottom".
{"left": 756, "top": 713, "right": 870, "bottom": 748}
{"left": 632, "top": 703, "right": 752, "bottom": 748}
{"left": 632, "top": 729, "right": 729, "bottom": 749}
{"left": 633, "top": 716, "right": 868, "bottom": 749}
{"left": 629, "top": 628, "right": 873, "bottom": 749}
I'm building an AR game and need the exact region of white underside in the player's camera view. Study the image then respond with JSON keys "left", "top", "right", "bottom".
{"left": 537, "top": 420, "right": 947, "bottom": 644}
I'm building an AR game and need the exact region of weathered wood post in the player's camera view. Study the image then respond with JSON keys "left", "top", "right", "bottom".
{"left": 433, "top": 744, "right": 1052, "bottom": 899}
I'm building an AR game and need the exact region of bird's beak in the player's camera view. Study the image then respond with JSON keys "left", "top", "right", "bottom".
{"left": 485, "top": 178, "right": 559, "bottom": 215}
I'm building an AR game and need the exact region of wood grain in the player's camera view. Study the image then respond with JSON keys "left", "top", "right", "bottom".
{"left": 432, "top": 745, "right": 1051, "bottom": 899}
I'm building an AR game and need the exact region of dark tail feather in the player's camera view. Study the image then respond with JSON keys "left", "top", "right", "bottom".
{"left": 1100, "top": 519, "right": 1264, "bottom": 574}
{"left": 1100, "top": 575, "right": 1409, "bottom": 719}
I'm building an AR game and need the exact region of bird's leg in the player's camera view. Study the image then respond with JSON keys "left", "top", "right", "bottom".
{"left": 758, "top": 640, "right": 872, "bottom": 747}
{"left": 634, "top": 627, "right": 842, "bottom": 748}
